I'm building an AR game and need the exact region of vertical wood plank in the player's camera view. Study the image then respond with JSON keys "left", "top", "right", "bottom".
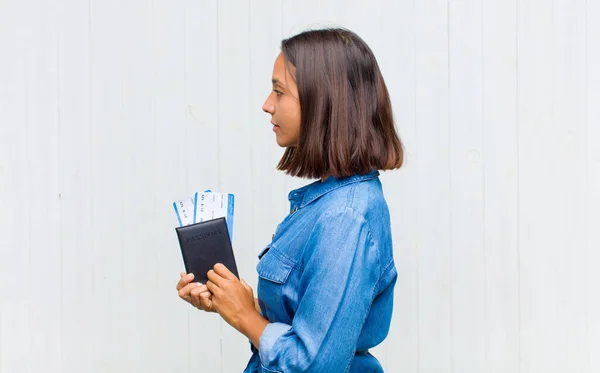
{"left": 414, "top": 1, "right": 452, "bottom": 372}
{"left": 448, "top": 0, "right": 486, "bottom": 371}
{"left": 88, "top": 0, "right": 126, "bottom": 370}
{"left": 120, "top": 0, "right": 163, "bottom": 371}
{"left": 552, "top": 0, "right": 589, "bottom": 371}
{"left": 0, "top": 1, "right": 32, "bottom": 372}
{"left": 482, "top": 0, "right": 520, "bottom": 372}
{"left": 378, "top": 0, "right": 418, "bottom": 371}
{"left": 248, "top": 0, "right": 285, "bottom": 261}
{"left": 56, "top": 0, "right": 94, "bottom": 371}
{"left": 152, "top": 0, "right": 191, "bottom": 372}
{"left": 586, "top": 0, "right": 600, "bottom": 371}
{"left": 517, "top": 0, "right": 559, "bottom": 371}
{"left": 217, "top": 1, "right": 254, "bottom": 371}
{"left": 183, "top": 1, "right": 223, "bottom": 372}
{"left": 24, "top": 0, "right": 62, "bottom": 371}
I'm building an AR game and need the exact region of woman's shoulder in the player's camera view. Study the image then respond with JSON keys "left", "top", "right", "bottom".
{"left": 310, "top": 177, "right": 392, "bottom": 252}
{"left": 309, "top": 178, "right": 395, "bottom": 269}
{"left": 317, "top": 176, "right": 389, "bottom": 221}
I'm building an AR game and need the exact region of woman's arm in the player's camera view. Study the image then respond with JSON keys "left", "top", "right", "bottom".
{"left": 255, "top": 208, "right": 380, "bottom": 372}
{"left": 204, "top": 265, "right": 270, "bottom": 349}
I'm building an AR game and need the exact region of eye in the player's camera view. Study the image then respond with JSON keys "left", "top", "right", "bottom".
{"left": 273, "top": 89, "right": 283, "bottom": 97}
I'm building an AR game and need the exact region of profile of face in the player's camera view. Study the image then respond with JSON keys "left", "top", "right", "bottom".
{"left": 262, "top": 53, "right": 301, "bottom": 148}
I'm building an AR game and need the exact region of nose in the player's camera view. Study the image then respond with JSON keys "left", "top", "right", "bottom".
{"left": 262, "top": 96, "right": 274, "bottom": 115}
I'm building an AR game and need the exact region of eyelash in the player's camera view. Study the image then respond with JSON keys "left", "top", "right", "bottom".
{"left": 274, "top": 89, "right": 283, "bottom": 97}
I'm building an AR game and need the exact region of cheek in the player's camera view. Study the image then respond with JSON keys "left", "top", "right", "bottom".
{"left": 280, "top": 99, "right": 300, "bottom": 126}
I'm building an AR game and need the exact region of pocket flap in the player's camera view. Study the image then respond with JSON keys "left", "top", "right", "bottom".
{"left": 257, "top": 249, "right": 293, "bottom": 284}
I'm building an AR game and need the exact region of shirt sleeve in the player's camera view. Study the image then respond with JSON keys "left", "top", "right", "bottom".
{"left": 258, "top": 207, "right": 381, "bottom": 373}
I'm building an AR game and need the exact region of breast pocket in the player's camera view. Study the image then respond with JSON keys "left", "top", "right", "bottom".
{"left": 256, "top": 248, "right": 294, "bottom": 324}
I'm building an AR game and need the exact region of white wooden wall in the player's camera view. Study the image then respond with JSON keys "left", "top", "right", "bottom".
{"left": 0, "top": 0, "right": 598, "bottom": 372}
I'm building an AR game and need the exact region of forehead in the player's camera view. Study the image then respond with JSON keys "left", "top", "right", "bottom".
{"left": 272, "top": 53, "right": 295, "bottom": 83}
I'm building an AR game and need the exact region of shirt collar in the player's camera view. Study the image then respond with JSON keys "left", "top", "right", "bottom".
{"left": 288, "top": 170, "right": 380, "bottom": 209}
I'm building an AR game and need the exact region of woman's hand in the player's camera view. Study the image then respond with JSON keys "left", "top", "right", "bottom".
{"left": 176, "top": 272, "right": 216, "bottom": 313}
{"left": 206, "top": 264, "right": 263, "bottom": 332}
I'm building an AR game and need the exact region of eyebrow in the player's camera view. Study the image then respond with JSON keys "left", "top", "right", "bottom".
{"left": 272, "top": 78, "right": 285, "bottom": 87}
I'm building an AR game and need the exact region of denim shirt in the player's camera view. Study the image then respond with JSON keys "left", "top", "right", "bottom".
{"left": 243, "top": 170, "right": 397, "bottom": 373}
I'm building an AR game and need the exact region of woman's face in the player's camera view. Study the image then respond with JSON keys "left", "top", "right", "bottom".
{"left": 262, "top": 53, "right": 301, "bottom": 148}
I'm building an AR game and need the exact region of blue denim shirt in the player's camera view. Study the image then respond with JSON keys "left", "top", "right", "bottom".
{"left": 243, "top": 170, "right": 397, "bottom": 373}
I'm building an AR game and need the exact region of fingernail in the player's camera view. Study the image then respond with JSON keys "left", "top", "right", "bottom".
{"left": 187, "top": 273, "right": 193, "bottom": 279}
{"left": 196, "top": 282, "right": 203, "bottom": 286}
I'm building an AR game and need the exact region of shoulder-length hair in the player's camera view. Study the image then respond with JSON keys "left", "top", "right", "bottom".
{"left": 277, "top": 28, "right": 404, "bottom": 179}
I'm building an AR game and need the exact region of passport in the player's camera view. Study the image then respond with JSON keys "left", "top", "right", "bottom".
{"left": 175, "top": 217, "right": 239, "bottom": 284}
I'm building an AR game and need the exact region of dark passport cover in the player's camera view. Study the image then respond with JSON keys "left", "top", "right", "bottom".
{"left": 175, "top": 217, "right": 239, "bottom": 284}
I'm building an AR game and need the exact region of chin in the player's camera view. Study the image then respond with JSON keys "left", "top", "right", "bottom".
{"left": 275, "top": 137, "right": 291, "bottom": 148}
{"left": 275, "top": 133, "right": 299, "bottom": 148}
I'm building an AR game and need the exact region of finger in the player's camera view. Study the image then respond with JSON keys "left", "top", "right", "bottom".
{"left": 178, "top": 282, "right": 201, "bottom": 300}
{"left": 201, "top": 295, "right": 213, "bottom": 310}
{"left": 199, "top": 291, "right": 212, "bottom": 299}
{"left": 197, "top": 293, "right": 213, "bottom": 311}
{"left": 206, "top": 280, "right": 220, "bottom": 295}
{"left": 178, "top": 282, "right": 198, "bottom": 296}
{"left": 176, "top": 273, "right": 195, "bottom": 291}
{"left": 213, "top": 263, "right": 237, "bottom": 280}
{"left": 176, "top": 277, "right": 191, "bottom": 291}
{"left": 190, "top": 294, "right": 204, "bottom": 310}
{"left": 206, "top": 269, "right": 225, "bottom": 288}
{"left": 190, "top": 284, "right": 209, "bottom": 297}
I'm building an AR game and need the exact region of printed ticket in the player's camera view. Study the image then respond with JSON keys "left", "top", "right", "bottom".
{"left": 173, "top": 190, "right": 235, "bottom": 239}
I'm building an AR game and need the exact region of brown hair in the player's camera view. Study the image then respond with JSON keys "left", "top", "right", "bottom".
{"left": 276, "top": 28, "right": 403, "bottom": 179}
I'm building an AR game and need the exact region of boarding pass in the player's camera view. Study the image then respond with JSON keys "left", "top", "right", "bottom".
{"left": 173, "top": 190, "right": 235, "bottom": 239}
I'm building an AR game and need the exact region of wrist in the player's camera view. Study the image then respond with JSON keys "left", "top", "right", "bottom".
{"left": 239, "top": 309, "right": 270, "bottom": 348}
{"left": 238, "top": 308, "right": 262, "bottom": 333}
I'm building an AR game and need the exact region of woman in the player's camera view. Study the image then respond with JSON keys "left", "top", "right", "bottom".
{"left": 176, "top": 28, "right": 403, "bottom": 372}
